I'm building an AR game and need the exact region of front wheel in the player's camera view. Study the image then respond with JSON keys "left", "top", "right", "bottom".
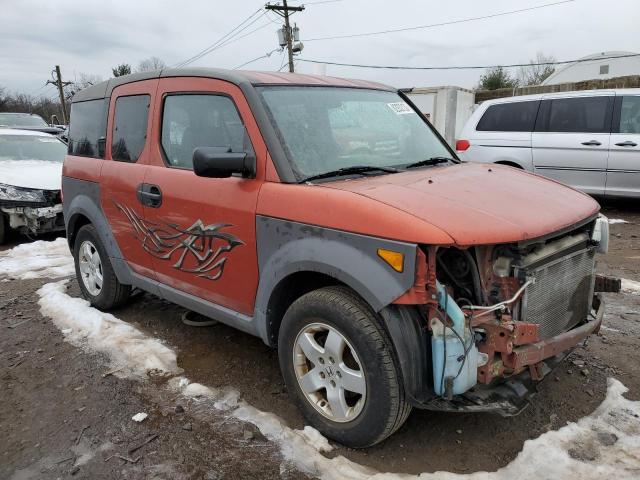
{"left": 278, "top": 286, "right": 411, "bottom": 448}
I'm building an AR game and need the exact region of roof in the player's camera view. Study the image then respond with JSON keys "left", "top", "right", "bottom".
{"left": 479, "top": 87, "right": 640, "bottom": 107}
{"left": 0, "top": 112, "right": 45, "bottom": 117}
{"left": 72, "top": 67, "right": 394, "bottom": 102}
{"left": 0, "top": 128, "right": 54, "bottom": 137}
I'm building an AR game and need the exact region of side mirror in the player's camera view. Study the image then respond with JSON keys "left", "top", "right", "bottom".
{"left": 193, "top": 146, "right": 256, "bottom": 179}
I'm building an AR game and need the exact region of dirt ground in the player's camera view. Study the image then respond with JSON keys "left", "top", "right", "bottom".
{"left": 2, "top": 200, "right": 640, "bottom": 479}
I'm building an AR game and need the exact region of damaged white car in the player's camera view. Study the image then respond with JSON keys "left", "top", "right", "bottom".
{"left": 0, "top": 129, "right": 65, "bottom": 243}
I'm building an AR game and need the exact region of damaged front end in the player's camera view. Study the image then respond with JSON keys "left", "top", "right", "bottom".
{"left": 396, "top": 214, "right": 609, "bottom": 415}
{"left": 0, "top": 184, "right": 64, "bottom": 235}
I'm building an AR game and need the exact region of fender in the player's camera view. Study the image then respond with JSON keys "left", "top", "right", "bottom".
{"left": 62, "top": 176, "right": 134, "bottom": 285}
{"left": 254, "top": 215, "right": 417, "bottom": 342}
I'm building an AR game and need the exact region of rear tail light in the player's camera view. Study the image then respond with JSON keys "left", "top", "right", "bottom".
{"left": 456, "top": 139, "right": 470, "bottom": 152}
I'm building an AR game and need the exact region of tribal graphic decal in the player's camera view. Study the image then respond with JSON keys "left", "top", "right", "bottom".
{"left": 115, "top": 202, "right": 244, "bottom": 280}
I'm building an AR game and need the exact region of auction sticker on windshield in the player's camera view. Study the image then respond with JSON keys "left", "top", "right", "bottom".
{"left": 387, "top": 102, "right": 414, "bottom": 114}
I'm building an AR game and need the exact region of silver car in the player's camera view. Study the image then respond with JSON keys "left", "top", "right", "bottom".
{"left": 456, "top": 89, "right": 640, "bottom": 198}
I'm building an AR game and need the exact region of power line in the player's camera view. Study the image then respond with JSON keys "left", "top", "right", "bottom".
{"left": 233, "top": 48, "right": 281, "bottom": 70}
{"left": 302, "top": 0, "right": 576, "bottom": 41}
{"left": 173, "top": 8, "right": 265, "bottom": 67}
{"left": 297, "top": 53, "right": 640, "bottom": 71}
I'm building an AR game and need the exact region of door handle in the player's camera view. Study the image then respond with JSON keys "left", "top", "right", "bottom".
{"left": 615, "top": 141, "right": 638, "bottom": 147}
{"left": 136, "top": 184, "right": 162, "bottom": 208}
{"left": 581, "top": 140, "right": 602, "bottom": 146}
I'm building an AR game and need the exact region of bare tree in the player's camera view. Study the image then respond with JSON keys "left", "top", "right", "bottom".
{"left": 112, "top": 63, "right": 132, "bottom": 77}
{"left": 0, "top": 85, "right": 64, "bottom": 124}
{"left": 518, "top": 52, "right": 556, "bottom": 86}
{"left": 137, "top": 56, "right": 166, "bottom": 72}
{"left": 65, "top": 73, "right": 103, "bottom": 100}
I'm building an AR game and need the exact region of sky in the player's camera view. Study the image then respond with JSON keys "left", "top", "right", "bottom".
{"left": 0, "top": 0, "right": 639, "bottom": 100}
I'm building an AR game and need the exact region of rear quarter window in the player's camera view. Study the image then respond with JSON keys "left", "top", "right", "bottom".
{"left": 68, "top": 99, "right": 108, "bottom": 158}
{"left": 476, "top": 101, "right": 540, "bottom": 132}
{"left": 111, "top": 95, "right": 150, "bottom": 162}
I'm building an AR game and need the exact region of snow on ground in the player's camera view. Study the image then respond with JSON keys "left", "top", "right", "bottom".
{"left": 608, "top": 219, "right": 629, "bottom": 225}
{"left": 37, "top": 281, "right": 178, "bottom": 378}
{"left": 621, "top": 278, "right": 640, "bottom": 294}
{"left": 4, "top": 240, "right": 640, "bottom": 479}
{"left": 0, "top": 237, "right": 73, "bottom": 279}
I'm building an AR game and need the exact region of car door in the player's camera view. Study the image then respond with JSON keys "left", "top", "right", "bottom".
{"left": 531, "top": 93, "right": 613, "bottom": 195}
{"left": 100, "top": 79, "right": 159, "bottom": 279}
{"left": 144, "top": 77, "right": 266, "bottom": 316}
{"left": 606, "top": 93, "right": 640, "bottom": 197}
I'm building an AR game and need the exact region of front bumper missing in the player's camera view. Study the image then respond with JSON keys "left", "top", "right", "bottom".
{"left": 420, "top": 294, "right": 605, "bottom": 416}
{"left": 1, "top": 203, "right": 64, "bottom": 235}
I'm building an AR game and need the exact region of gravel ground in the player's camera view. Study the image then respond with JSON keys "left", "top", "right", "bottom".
{"left": 1, "top": 200, "right": 639, "bottom": 479}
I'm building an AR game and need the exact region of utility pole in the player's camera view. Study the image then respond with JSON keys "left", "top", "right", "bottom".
{"left": 46, "top": 65, "right": 72, "bottom": 124}
{"left": 265, "top": 1, "right": 304, "bottom": 73}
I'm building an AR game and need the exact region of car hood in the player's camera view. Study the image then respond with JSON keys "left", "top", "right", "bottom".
{"left": 0, "top": 160, "right": 63, "bottom": 190}
{"left": 323, "top": 162, "right": 600, "bottom": 245}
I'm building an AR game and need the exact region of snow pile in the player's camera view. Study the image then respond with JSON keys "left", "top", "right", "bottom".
{"left": 608, "top": 218, "right": 629, "bottom": 225}
{"left": 621, "top": 278, "right": 640, "bottom": 294}
{"left": 22, "top": 247, "right": 639, "bottom": 480}
{"left": 174, "top": 377, "right": 640, "bottom": 480}
{"left": 37, "top": 281, "right": 179, "bottom": 377}
{"left": 0, "top": 237, "right": 74, "bottom": 279}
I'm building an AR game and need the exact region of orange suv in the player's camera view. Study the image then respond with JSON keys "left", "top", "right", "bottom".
{"left": 62, "top": 69, "right": 608, "bottom": 447}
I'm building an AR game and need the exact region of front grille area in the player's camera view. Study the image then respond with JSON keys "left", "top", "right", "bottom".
{"left": 521, "top": 247, "right": 596, "bottom": 339}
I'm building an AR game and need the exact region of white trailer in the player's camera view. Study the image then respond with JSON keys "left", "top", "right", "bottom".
{"left": 405, "top": 86, "right": 475, "bottom": 147}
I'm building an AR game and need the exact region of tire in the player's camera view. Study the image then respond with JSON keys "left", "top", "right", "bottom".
{"left": 278, "top": 286, "right": 411, "bottom": 448}
{"left": 0, "top": 214, "right": 6, "bottom": 245}
{"left": 73, "top": 224, "right": 131, "bottom": 310}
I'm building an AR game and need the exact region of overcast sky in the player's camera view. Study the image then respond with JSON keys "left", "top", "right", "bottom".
{"left": 1, "top": 0, "right": 638, "bottom": 99}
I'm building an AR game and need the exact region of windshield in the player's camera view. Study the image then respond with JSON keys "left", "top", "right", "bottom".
{"left": 0, "top": 113, "right": 48, "bottom": 127}
{"left": 0, "top": 134, "right": 66, "bottom": 162}
{"left": 258, "top": 86, "right": 452, "bottom": 181}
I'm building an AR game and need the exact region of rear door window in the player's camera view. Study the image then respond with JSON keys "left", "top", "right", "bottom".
{"left": 476, "top": 101, "right": 540, "bottom": 132}
{"left": 616, "top": 96, "right": 640, "bottom": 134}
{"left": 541, "top": 96, "right": 613, "bottom": 133}
{"left": 160, "top": 94, "right": 249, "bottom": 170}
{"left": 111, "top": 95, "right": 150, "bottom": 162}
{"left": 68, "top": 99, "right": 108, "bottom": 158}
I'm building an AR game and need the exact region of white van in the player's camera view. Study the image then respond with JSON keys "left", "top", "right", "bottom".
{"left": 456, "top": 89, "right": 640, "bottom": 197}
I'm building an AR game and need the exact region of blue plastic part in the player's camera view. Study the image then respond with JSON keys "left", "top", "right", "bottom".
{"left": 432, "top": 281, "right": 480, "bottom": 396}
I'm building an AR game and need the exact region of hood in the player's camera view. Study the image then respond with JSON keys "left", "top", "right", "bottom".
{"left": 0, "top": 160, "right": 63, "bottom": 190}
{"left": 323, "top": 162, "right": 600, "bottom": 245}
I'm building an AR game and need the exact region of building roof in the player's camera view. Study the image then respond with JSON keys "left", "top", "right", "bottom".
{"left": 72, "top": 68, "right": 394, "bottom": 103}
{"left": 541, "top": 51, "right": 640, "bottom": 86}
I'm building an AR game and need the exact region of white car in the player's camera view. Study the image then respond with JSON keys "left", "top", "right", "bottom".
{"left": 0, "top": 128, "right": 66, "bottom": 243}
{"left": 456, "top": 89, "right": 640, "bottom": 198}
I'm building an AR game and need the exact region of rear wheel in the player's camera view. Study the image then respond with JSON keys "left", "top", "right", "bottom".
{"left": 278, "top": 286, "right": 411, "bottom": 448}
{"left": 74, "top": 224, "right": 131, "bottom": 309}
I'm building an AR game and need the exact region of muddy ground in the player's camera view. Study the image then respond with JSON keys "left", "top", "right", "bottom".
{"left": 2, "top": 200, "right": 640, "bottom": 479}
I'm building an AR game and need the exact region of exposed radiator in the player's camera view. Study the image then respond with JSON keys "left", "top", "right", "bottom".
{"left": 520, "top": 247, "right": 596, "bottom": 339}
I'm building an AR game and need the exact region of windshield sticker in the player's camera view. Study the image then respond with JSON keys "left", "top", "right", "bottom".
{"left": 37, "top": 138, "right": 59, "bottom": 143}
{"left": 387, "top": 102, "right": 414, "bottom": 115}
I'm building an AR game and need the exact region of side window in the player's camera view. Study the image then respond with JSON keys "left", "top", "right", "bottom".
{"left": 545, "top": 96, "right": 612, "bottom": 133}
{"left": 111, "top": 95, "right": 150, "bottom": 162}
{"left": 68, "top": 99, "right": 108, "bottom": 158}
{"left": 618, "top": 96, "right": 640, "bottom": 134}
{"left": 476, "top": 101, "right": 540, "bottom": 132}
{"left": 161, "top": 94, "right": 250, "bottom": 170}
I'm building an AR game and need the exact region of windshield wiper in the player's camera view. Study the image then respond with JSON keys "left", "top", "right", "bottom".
{"left": 404, "top": 156, "right": 456, "bottom": 169}
{"left": 301, "top": 165, "right": 399, "bottom": 183}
